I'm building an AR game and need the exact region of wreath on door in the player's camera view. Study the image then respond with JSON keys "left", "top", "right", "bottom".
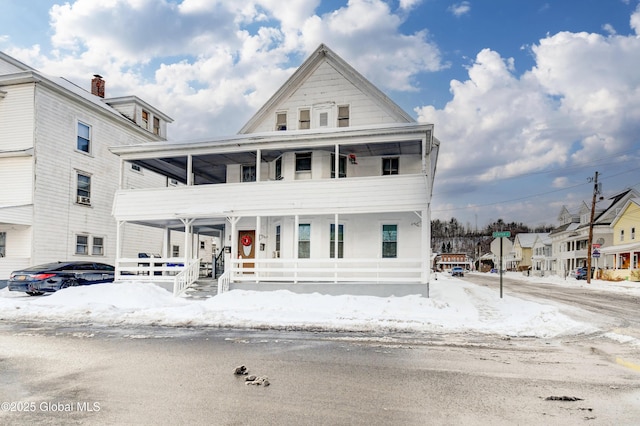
{"left": 241, "top": 235, "right": 253, "bottom": 247}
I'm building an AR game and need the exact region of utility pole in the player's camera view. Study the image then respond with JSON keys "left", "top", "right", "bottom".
{"left": 586, "top": 171, "right": 599, "bottom": 284}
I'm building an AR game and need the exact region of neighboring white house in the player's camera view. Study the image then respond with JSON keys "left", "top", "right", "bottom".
{"left": 549, "top": 188, "right": 639, "bottom": 277}
{"left": 110, "top": 44, "right": 440, "bottom": 296}
{"left": 530, "top": 233, "right": 553, "bottom": 275}
{"left": 0, "top": 51, "right": 216, "bottom": 279}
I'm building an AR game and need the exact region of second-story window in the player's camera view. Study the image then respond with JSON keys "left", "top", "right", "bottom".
{"left": 153, "top": 116, "right": 160, "bottom": 135}
{"left": 632, "top": 227, "right": 636, "bottom": 240}
{"left": 76, "top": 172, "right": 91, "bottom": 205}
{"left": 337, "top": 105, "right": 349, "bottom": 127}
{"left": 242, "top": 165, "right": 256, "bottom": 182}
{"left": 382, "top": 157, "right": 399, "bottom": 175}
{"left": 77, "top": 122, "right": 91, "bottom": 153}
{"left": 621, "top": 229, "right": 625, "bottom": 242}
{"left": 299, "top": 109, "right": 310, "bottom": 130}
{"left": 276, "top": 112, "right": 287, "bottom": 131}
{"left": 296, "top": 152, "right": 312, "bottom": 172}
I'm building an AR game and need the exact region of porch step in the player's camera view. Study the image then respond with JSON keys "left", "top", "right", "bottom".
{"left": 182, "top": 279, "right": 218, "bottom": 299}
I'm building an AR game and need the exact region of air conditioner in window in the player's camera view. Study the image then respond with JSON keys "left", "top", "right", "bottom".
{"left": 77, "top": 195, "right": 91, "bottom": 205}
{"left": 273, "top": 250, "right": 280, "bottom": 258}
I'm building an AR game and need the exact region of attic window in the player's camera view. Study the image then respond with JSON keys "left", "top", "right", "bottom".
{"left": 153, "top": 117, "right": 160, "bottom": 135}
{"left": 276, "top": 112, "right": 287, "bottom": 131}
{"left": 338, "top": 105, "right": 349, "bottom": 127}
{"left": 142, "top": 110, "right": 149, "bottom": 130}
{"left": 299, "top": 109, "right": 310, "bottom": 130}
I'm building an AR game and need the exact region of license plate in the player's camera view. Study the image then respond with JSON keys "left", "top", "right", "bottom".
{"left": 15, "top": 275, "right": 27, "bottom": 280}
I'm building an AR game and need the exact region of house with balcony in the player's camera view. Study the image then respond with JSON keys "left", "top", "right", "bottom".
{"left": 0, "top": 51, "right": 215, "bottom": 279}
{"left": 110, "top": 44, "right": 440, "bottom": 296}
{"left": 600, "top": 197, "right": 640, "bottom": 281}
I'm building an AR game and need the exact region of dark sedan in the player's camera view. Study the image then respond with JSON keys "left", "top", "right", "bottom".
{"left": 8, "top": 261, "right": 115, "bottom": 296}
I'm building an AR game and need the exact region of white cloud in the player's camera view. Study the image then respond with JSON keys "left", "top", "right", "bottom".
{"left": 632, "top": 3, "right": 640, "bottom": 35}
{"left": 417, "top": 27, "right": 640, "bottom": 223}
{"left": 448, "top": 1, "right": 471, "bottom": 17}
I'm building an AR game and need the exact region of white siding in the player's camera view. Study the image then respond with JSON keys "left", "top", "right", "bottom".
{"left": 0, "top": 84, "right": 34, "bottom": 151}
{"left": 28, "top": 84, "right": 168, "bottom": 265}
{"left": 0, "top": 156, "right": 33, "bottom": 205}
{"left": 249, "top": 62, "right": 399, "bottom": 133}
{"left": 0, "top": 58, "right": 25, "bottom": 74}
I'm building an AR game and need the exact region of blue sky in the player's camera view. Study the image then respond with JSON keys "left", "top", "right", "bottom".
{"left": 2, "top": 0, "right": 640, "bottom": 229}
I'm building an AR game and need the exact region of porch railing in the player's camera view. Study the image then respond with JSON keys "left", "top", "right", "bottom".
{"left": 223, "top": 257, "right": 425, "bottom": 286}
{"left": 114, "top": 256, "right": 201, "bottom": 296}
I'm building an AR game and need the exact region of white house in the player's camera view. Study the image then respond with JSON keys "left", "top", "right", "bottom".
{"left": 0, "top": 51, "right": 215, "bottom": 279}
{"left": 110, "top": 44, "right": 440, "bottom": 296}
{"left": 549, "top": 188, "right": 639, "bottom": 277}
{"left": 530, "top": 233, "right": 552, "bottom": 275}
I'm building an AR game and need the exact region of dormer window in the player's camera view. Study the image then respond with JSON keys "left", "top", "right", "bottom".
{"left": 276, "top": 112, "right": 287, "bottom": 131}
{"left": 153, "top": 116, "right": 160, "bottom": 135}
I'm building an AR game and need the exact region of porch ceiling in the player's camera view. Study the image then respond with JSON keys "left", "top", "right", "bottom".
{"left": 130, "top": 141, "right": 421, "bottom": 185}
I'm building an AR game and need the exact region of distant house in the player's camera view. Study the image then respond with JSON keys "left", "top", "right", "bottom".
{"left": 110, "top": 44, "right": 440, "bottom": 296}
{"left": 512, "top": 233, "right": 548, "bottom": 271}
{"left": 434, "top": 253, "right": 473, "bottom": 271}
{"left": 0, "top": 51, "right": 214, "bottom": 279}
{"left": 530, "top": 233, "right": 552, "bottom": 275}
{"left": 549, "top": 189, "right": 639, "bottom": 276}
{"left": 600, "top": 197, "right": 640, "bottom": 281}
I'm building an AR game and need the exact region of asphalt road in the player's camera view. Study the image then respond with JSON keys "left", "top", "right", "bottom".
{"left": 1, "top": 323, "right": 640, "bottom": 425}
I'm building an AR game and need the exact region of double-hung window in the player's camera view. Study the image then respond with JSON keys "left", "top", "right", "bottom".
{"left": 242, "top": 165, "right": 256, "bottom": 182}
{"left": 382, "top": 224, "right": 398, "bottom": 258}
{"left": 298, "top": 224, "right": 311, "bottom": 258}
{"left": 337, "top": 105, "right": 349, "bottom": 127}
{"left": 299, "top": 109, "right": 310, "bottom": 130}
{"left": 276, "top": 112, "right": 287, "bottom": 131}
{"left": 92, "top": 237, "right": 104, "bottom": 256}
{"left": 76, "top": 235, "right": 88, "bottom": 255}
{"left": 77, "top": 122, "right": 91, "bottom": 153}
{"left": 76, "top": 172, "right": 91, "bottom": 205}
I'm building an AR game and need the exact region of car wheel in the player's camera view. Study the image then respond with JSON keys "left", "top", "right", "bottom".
{"left": 26, "top": 291, "right": 44, "bottom": 296}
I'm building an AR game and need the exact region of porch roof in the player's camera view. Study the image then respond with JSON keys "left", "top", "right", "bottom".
{"left": 110, "top": 123, "right": 435, "bottom": 185}
{"left": 600, "top": 241, "right": 640, "bottom": 254}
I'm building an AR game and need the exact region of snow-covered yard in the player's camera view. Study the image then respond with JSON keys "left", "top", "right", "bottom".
{"left": 0, "top": 271, "right": 637, "bottom": 339}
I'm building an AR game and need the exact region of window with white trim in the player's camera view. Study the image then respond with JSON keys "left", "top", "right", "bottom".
{"left": 337, "top": 105, "right": 349, "bottom": 127}
{"left": 76, "top": 235, "right": 88, "bottom": 255}
{"left": 76, "top": 172, "right": 91, "bottom": 205}
{"left": 382, "top": 157, "right": 399, "bottom": 175}
{"left": 77, "top": 122, "right": 91, "bottom": 153}
{"left": 275, "top": 157, "right": 283, "bottom": 180}
{"left": 153, "top": 116, "right": 160, "bottom": 135}
{"left": 632, "top": 227, "right": 636, "bottom": 240}
{"left": 299, "top": 109, "right": 310, "bottom": 130}
{"left": 142, "top": 110, "right": 149, "bottom": 130}
{"left": 92, "top": 237, "right": 104, "bottom": 256}
{"left": 620, "top": 229, "right": 625, "bottom": 242}
{"left": 382, "top": 224, "right": 398, "bottom": 258}
{"left": 172, "top": 245, "right": 180, "bottom": 257}
{"left": 298, "top": 224, "right": 311, "bottom": 259}
{"left": 276, "top": 112, "right": 287, "bottom": 131}
{"left": 242, "top": 165, "right": 256, "bottom": 182}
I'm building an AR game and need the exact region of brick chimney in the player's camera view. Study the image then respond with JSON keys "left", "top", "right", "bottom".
{"left": 91, "top": 74, "right": 105, "bottom": 98}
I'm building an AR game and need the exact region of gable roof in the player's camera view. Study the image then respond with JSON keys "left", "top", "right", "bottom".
{"left": 610, "top": 197, "right": 640, "bottom": 228}
{"left": 514, "top": 233, "right": 548, "bottom": 248}
{"left": 238, "top": 44, "right": 414, "bottom": 134}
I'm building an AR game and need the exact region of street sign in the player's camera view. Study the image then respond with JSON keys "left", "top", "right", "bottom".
{"left": 592, "top": 250, "right": 600, "bottom": 258}
{"left": 492, "top": 231, "right": 511, "bottom": 238}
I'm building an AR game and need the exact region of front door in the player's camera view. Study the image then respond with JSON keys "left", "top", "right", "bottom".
{"left": 238, "top": 230, "right": 255, "bottom": 272}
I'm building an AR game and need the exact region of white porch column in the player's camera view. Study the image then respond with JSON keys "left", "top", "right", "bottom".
{"left": 187, "top": 154, "right": 193, "bottom": 186}
{"left": 227, "top": 216, "right": 240, "bottom": 279}
{"left": 422, "top": 207, "right": 431, "bottom": 290}
{"left": 334, "top": 144, "right": 339, "bottom": 179}
{"left": 118, "top": 158, "right": 124, "bottom": 189}
{"left": 179, "top": 218, "right": 195, "bottom": 262}
{"left": 256, "top": 149, "right": 261, "bottom": 182}
{"left": 162, "top": 227, "right": 170, "bottom": 258}
{"left": 115, "top": 221, "right": 123, "bottom": 278}
{"left": 256, "top": 216, "right": 261, "bottom": 259}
